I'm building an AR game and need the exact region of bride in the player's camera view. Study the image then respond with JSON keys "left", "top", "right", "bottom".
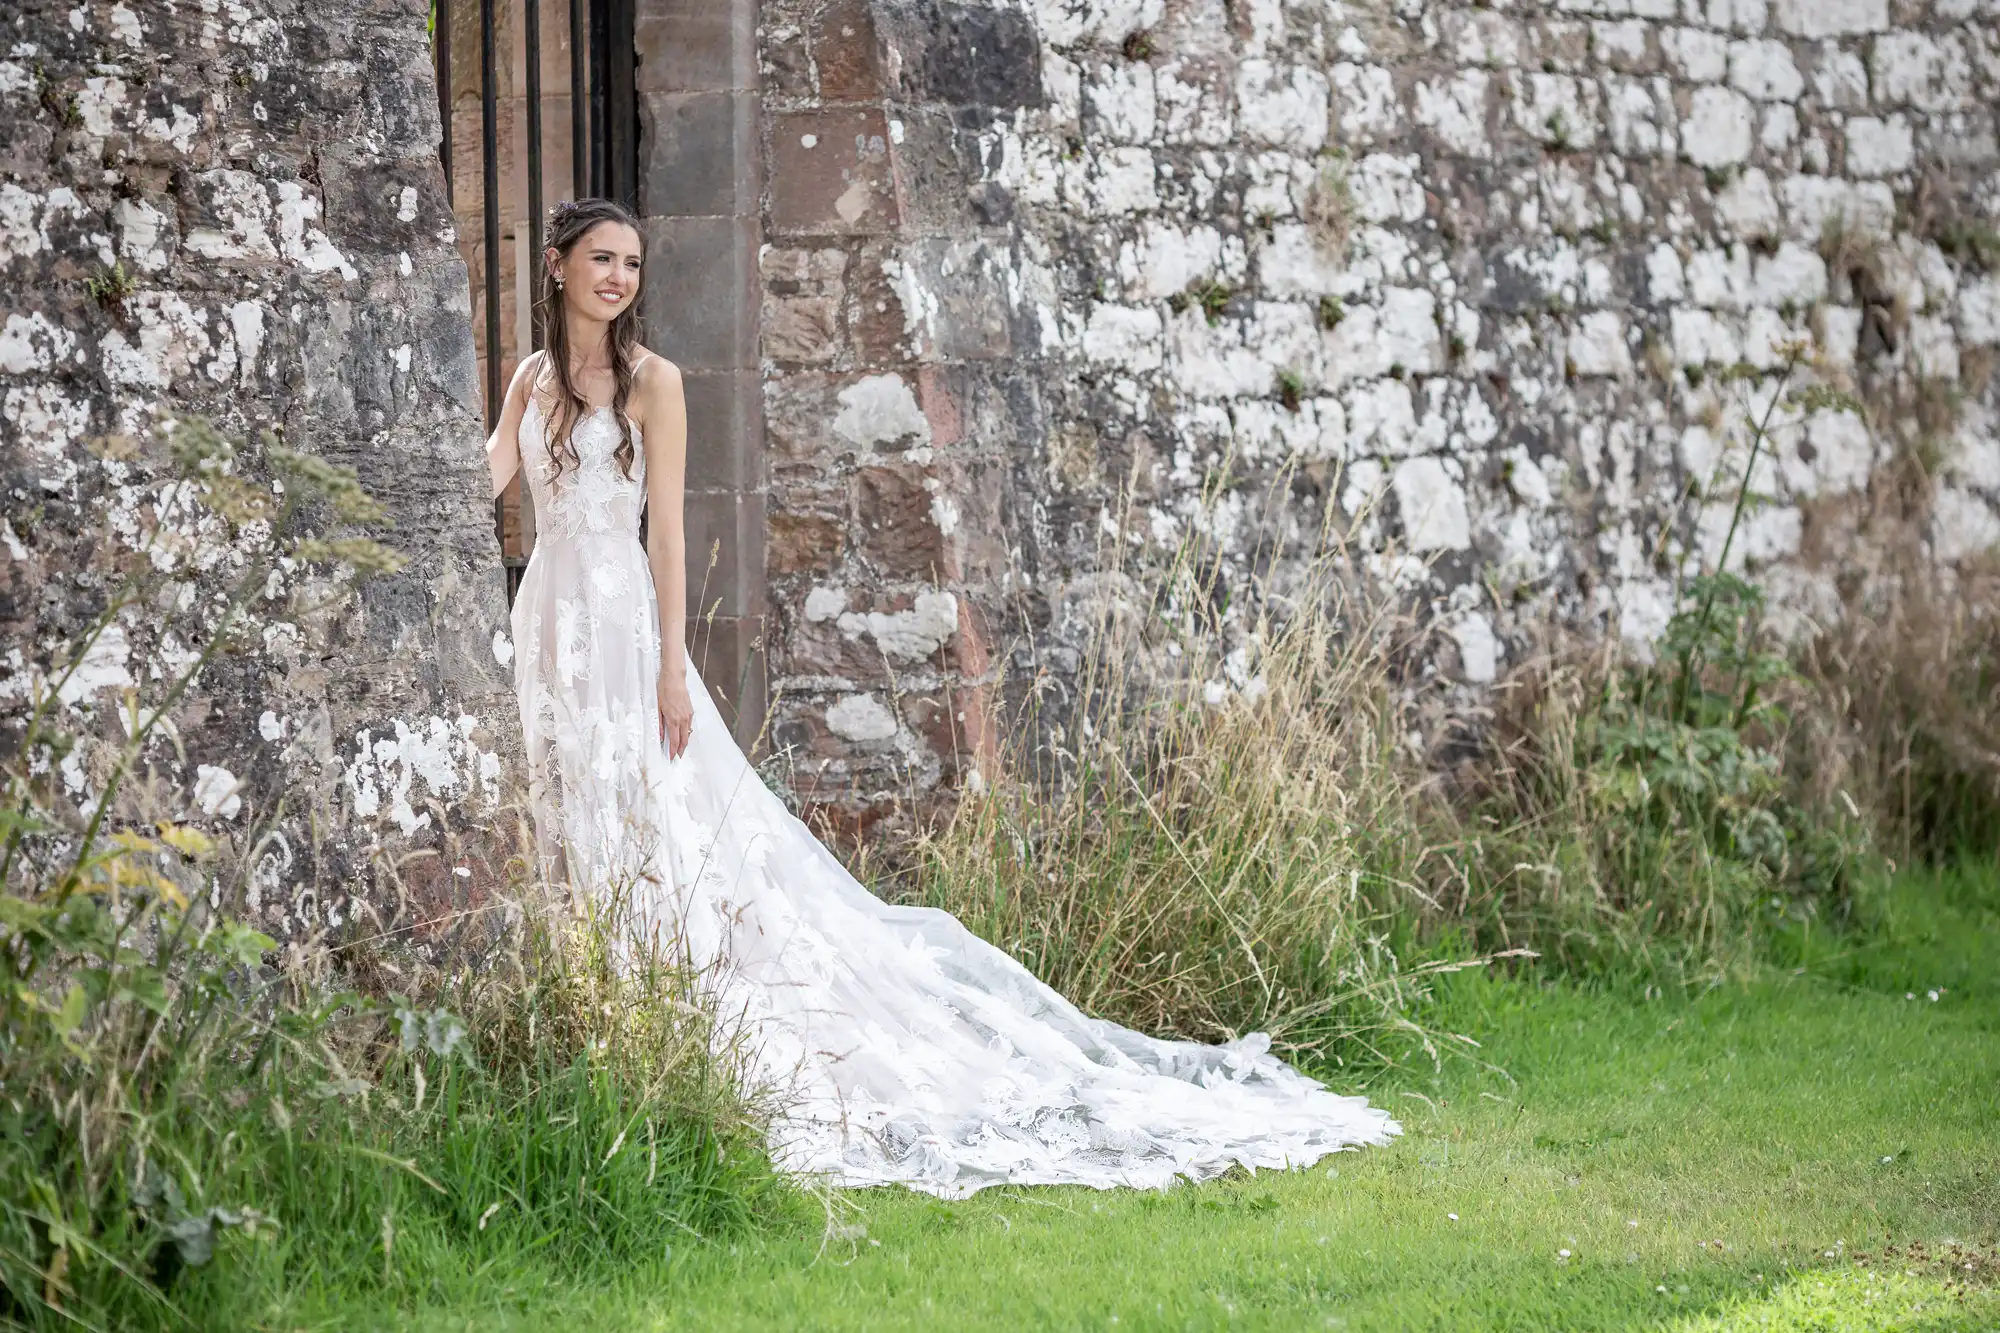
{"left": 483, "top": 198, "right": 1398, "bottom": 1198}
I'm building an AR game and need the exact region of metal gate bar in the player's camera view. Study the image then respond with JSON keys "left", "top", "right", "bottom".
{"left": 478, "top": 0, "right": 501, "bottom": 433}
{"left": 524, "top": 0, "right": 542, "bottom": 332}
{"left": 569, "top": 0, "right": 586, "bottom": 200}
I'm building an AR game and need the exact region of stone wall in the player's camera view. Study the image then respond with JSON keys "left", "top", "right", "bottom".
{"left": 1, "top": 0, "right": 516, "bottom": 937}
{"left": 755, "top": 0, "right": 2000, "bottom": 824}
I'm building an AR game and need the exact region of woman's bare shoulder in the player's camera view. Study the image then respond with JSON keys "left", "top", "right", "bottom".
{"left": 632, "top": 346, "right": 683, "bottom": 390}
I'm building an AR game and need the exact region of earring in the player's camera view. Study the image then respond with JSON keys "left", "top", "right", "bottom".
{"left": 554, "top": 274, "right": 565, "bottom": 288}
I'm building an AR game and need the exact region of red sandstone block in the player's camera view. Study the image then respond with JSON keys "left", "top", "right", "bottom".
{"left": 769, "top": 108, "right": 903, "bottom": 235}
{"left": 767, "top": 510, "right": 847, "bottom": 575}
{"left": 854, "top": 464, "right": 946, "bottom": 581}
{"left": 811, "top": 0, "right": 883, "bottom": 102}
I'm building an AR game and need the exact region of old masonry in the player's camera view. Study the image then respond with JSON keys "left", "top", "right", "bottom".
{"left": 4, "top": 0, "right": 1998, "bottom": 936}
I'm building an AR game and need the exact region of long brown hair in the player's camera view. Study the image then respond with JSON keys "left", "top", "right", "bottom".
{"left": 536, "top": 197, "right": 644, "bottom": 481}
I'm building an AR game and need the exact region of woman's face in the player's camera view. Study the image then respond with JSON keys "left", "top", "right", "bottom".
{"left": 550, "top": 220, "right": 644, "bottom": 324}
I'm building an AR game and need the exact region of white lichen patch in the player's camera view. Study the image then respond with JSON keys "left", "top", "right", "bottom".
{"left": 824, "top": 693, "right": 899, "bottom": 743}
{"left": 193, "top": 763, "right": 243, "bottom": 819}
{"left": 831, "top": 373, "right": 931, "bottom": 451}
{"left": 837, "top": 590, "right": 960, "bottom": 663}
{"left": 344, "top": 715, "right": 502, "bottom": 837}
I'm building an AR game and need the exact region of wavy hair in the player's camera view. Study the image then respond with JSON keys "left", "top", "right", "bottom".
{"left": 536, "top": 197, "right": 645, "bottom": 482}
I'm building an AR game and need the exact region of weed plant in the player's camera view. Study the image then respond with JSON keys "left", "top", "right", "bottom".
{"left": 1435, "top": 349, "right": 1873, "bottom": 982}
{"left": 1794, "top": 566, "right": 2000, "bottom": 865}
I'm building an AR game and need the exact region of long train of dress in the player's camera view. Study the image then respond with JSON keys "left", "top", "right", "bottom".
{"left": 510, "top": 395, "right": 1399, "bottom": 1198}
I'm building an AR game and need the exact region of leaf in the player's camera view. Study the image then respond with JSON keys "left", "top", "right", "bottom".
{"left": 206, "top": 921, "right": 276, "bottom": 968}
{"left": 0, "top": 896, "right": 54, "bottom": 934}
{"left": 107, "top": 830, "right": 162, "bottom": 857}
{"left": 314, "top": 1076, "right": 372, "bottom": 1099}
{"left": 50, "top": 983, "right": 87, "bottom": 1036}
{"left": 119, "top": 966, "right": 172, "bottom": 1016}
{"left": 395, "top": 1005, "right": 471, "bottom": 1062}
{"left": 162, "top": 1206, "right": 272, "bottom": 1267}
{"left": 422, "top": 1009, "right": 470, "bottom": 1061}
{"left": 157, "top": 823, "right": 216, "bottom": 858}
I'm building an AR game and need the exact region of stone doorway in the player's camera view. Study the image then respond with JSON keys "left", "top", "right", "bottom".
{"left": 433, "top": 0, "right": 765, "bottom": 749}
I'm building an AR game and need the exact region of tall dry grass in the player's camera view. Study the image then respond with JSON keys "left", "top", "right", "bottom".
{"left": 1795, "top": 564, "right": 2000, "bottom": 863}
{"left": 887, "top": 491, "right": 1507, "bottom": 1071}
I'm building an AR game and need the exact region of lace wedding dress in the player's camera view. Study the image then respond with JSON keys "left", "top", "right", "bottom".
{"left": 511, "top": 395, "right": 1400, "bottom": 1198}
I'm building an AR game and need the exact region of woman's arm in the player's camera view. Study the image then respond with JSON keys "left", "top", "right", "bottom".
{"left": 484, "top": 352, "right": 539, "bottom": 500}
{"left": 636, "top": 354, "right": 692, "bottom": 756}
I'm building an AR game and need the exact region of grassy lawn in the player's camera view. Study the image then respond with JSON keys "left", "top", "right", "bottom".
{"left": 228, "top": 865, "right": 1998, "bottom": 1331}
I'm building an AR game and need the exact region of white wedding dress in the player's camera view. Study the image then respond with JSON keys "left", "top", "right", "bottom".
{"left": 510, "top": 392, "right": 1400, "bottom": 1198}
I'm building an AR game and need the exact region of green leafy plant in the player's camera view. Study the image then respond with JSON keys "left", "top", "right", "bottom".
{"left": 1276, "top": 367, "right": 1306, "bottom": 412}
{"left": 1168, "top": 277, "right": 1234, "bottom": 326}
{"left": 85, "top": 261, "right": 138, "bottom": 314}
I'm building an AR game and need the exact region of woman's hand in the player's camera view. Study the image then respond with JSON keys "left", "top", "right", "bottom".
{"left": 659, "top": 670, "right": 695, "bottom": 759}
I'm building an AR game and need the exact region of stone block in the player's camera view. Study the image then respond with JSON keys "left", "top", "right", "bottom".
{"left": 640, "top": 215, "right": 759, "bottom": 370}
{"left": 1773, "top": 0, "right": 1887, "bottom": 38}
{"left": 682, "top": 368, "right": 762, "bottom": 490}
{"left": 763, "top": 372, "right": 846, "bottom": 462}
{"left": 884, "top": 2, "right": 1044, "bottom": 109}
{"left": 768, "top": 510, "right": 847, "bottom": 575}
{"left": 936, "top": 458, "right": 1009, "bottom": 584}
{"left": 854, "top": 465, "right": 947, "bottom": 580}
{"left": 763, "top": 295, "right": 845, "bottom": 364}
{"left": 635, "top": 0, "right": 755, "bottom": 94}
{"left": 769, "top": 108, "right": 902, "bottom": 235}
{"left": 875, "top": 105, "right": 985, "bottom": 236}
{"left": 845, "top": 246, "right": 912, "bottom": 365}
{"left": 639, "top": 90, "right": 758, "bottom": 218}
{"left": 683, "top": 489, "right": 767, "bottom": 619}
{"left": 810, "top": 0, "right": 883, "bottom": 102}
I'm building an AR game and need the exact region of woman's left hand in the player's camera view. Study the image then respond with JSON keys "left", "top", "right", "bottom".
{"left": 659, "top": 671, "right": 695, "bottom": 759}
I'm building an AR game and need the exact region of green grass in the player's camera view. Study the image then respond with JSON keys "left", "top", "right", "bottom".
{"left": 169, "top": 864, "right": 2000, "bottom": 1330}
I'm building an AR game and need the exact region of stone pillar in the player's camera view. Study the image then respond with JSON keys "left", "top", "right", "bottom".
{"left": 752, "top": 0, "right": 1031, "bottom": 831}
{"left": 634, "top": 0, "right": 767, "bottom": 748}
